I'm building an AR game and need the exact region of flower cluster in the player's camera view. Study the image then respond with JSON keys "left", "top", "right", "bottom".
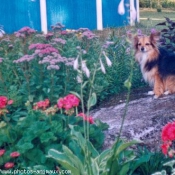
{"left": 51, "top": 23, "right": 65, "bottom": 31}
{"left": 14, "top": 27, "right": 36, "bottom": 38}
{"left": 78, "top": 113, "right": 94, "bottom": 124}
{"left": 82, "top": 30, "right": 97, "bottom": 40}
{"left": 0, "top": 96, "right": 13, "bottom": 115}
{"left": 0, "top": 149, "right": 20, "bottom": 169}
{"left": 13, "top": 54, "right": 35, "bottom": 63}
{"left": 52, "top": 38, "right": 66, "bottom": 45}
{"left": 33, "top": 99, "right": 50, "bottom": 110}
{"left": 0, "top": 57, "right": 3, "bottom": 63}
{"left": 57, "top": 94, "right": 80, "bottom": 110}
{"left": 29, "top": 43, "right": 59, "bottom": 55}
{"left": 161, "top": 121, "right": 175, "bottom": 157}
{"left": 38, "top": 53, "right": 74, "bottom": 70}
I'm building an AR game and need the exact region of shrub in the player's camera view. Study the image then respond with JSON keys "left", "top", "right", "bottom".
{"left": 156, "top": 17, "right": 175, "bottom": 53}
{"left": 0, "top": 25, "right": 142, "bottom": 108}
{"left": 0, "top": 95, "right": 108, "bottom": 170}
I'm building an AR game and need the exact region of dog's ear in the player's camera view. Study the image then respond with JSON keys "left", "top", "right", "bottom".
{"left": 126, "top": 32, "right": 139, "bottom": 49}
{"left": 150, "top": 32, "right": 160, "bottom": 45}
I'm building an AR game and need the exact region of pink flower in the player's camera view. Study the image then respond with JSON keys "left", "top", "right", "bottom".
{"left": 7, "top": 100, "right": 13, "bottom": 105}
{"left": 57, "top": 98, "right": 65, "bottom": 109}
{"left": 87, "top": 117, "right": 94, "bottom": 124}
{"left": 0, "top": 149, "right": 5, "bottom": 156}
{"left": 161, "top": 143, "right": 169, "bottom": 155}
{"left": 10, "top": 151, "right": 20, "bottom": 158}
{"left": 78, "top": 113, "right": 94, "bottom": 124}
{"left": 0, "top": 96, "right": 8, "bottom": 109}
{"left": 33, "top": 99, "right": 50, "bottom": 110}
{"left": 64, "top": 94, "right": 80, "bottom": 107}
{"left": 4, "top": 162, "right": 14, "bottom": 169}
{"left": 57, "top": 94, "right": 80, "bottom": 110}
{"left": 61, "top": 30, "right": 68, "bottom": 35}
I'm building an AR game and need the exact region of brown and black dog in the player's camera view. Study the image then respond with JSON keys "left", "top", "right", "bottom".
{"left": 133, "top": 32, "right": 175, "bottom": 98}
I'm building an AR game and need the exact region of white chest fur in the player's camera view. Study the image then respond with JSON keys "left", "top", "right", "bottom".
{"left": 139, "top": 53, "right": 155, "bottom": 87}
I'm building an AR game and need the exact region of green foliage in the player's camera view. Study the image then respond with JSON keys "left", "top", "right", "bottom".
{"left": 152, "top": 159, "right": 175, "bottom": 175}
{"left": 139, "top": 0, "right": 175, "bottom": 9}
{"left": 48, "top": 126, "right": 146, "bottom": 175}
{"left": 0, "top": 26, "right": 143, "bottom": 109}
{"left": 0, "top": 110, "right": 107, "bottom": 170}
{"left": 157, "top": 17, "right": 175, "bottom": 53}
{"left": 132, "top": 147, "right": 171, "bottom": 175}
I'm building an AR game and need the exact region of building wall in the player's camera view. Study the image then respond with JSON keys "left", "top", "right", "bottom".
{"left": 0, "top": 0, "right": 138, "bottom": 34}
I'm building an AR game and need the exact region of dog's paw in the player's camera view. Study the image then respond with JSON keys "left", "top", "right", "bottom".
{"left": 164, "top": 91, "right": 170, "bottom": 95}
{"left": 153, "top": 95, "right": 159, "bottom": 99}
{"left": 148, "top": 91, "right": 154, "bottom": 95}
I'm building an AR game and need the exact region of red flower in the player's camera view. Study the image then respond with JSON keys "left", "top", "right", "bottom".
{"left": 0, "top": 149, "right": 5, "bottom": 156}
{"left": 78, "top": 113, "right": 94, "bottom": 124}
{"left": 57, "top": 94, "right": 80, "bottom": 110}
{"left": 0, "top": 96, "right": 8, "bottom": 109}
{"left": 4, "top": 162, "right": 14, "bottom": 169}
{"left": 10, "top": 151, "right": 20, "bottom": 158}
{"left": 7, "top": 100, "right": 13, "bottom": 105}
{"left": 161, "top": 122, "right": 175, "bottom": 141}
{"left": 161, "top": 121, "right": 175, "bottom": 156}
{"left": 33, "top": 99, "right": 50, "bottom": 110}
{"left": 65, "top": 94, "right": 80, "bottom": 107}
{"left": 57, "top": 98, "right": 65, "bottom": 109}
{"left": 161, "top": 143, "right": 169, "bottom": 155}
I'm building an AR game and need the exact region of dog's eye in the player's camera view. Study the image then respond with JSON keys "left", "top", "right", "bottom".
{"left": 138, "top": 43, "right": 141, "bottom": 46}
{"left": 146, "top": 43, "right": 150, "bottom": 46}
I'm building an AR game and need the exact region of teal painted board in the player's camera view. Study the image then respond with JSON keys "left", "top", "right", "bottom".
{"left": 102, "top": 0, "right": 130, "bottom": 27}
{"left": 46, "top": 0, "right": 97, "bottom": 30}
{"left": 0, "top": 0, "right": 41, "bottom": 33}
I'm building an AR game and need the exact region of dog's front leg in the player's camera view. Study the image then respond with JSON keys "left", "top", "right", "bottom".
{"left": 153, "top": 73, "right": 164, "bottom": 98}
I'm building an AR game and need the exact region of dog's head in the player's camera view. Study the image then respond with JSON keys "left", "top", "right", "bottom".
{"left": 133, "top": 32, "right": 160, "bottom": 53}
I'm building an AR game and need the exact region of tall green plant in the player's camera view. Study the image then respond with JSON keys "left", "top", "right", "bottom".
{"left": 47, "top": 37, "right": 145, "bottom": 175}
{"left": 48, "top": 127, "right": 141, "bottom": 175}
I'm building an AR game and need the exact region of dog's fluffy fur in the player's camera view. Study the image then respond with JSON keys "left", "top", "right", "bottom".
{"left": 133, "top": 32, "right": 175, "bottom": 98}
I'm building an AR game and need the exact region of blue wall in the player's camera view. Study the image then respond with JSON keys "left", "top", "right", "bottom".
{"left": 102, "top": 0, "right": 130, "bottom": 28}
{"left": 0, "top": 0, "right": 41, "bottom": 33}
{"left": 46, "top": 0, "right": 97, "bottom": 30}
{"left": 0, "top": 0, "right": 136, "bottom": 33}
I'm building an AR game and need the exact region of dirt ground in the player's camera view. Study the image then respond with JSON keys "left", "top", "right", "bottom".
{"left": 91, "top": 87, "right": 175, "bottom": 151}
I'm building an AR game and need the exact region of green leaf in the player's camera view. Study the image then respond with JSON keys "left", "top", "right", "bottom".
{"left": 96, "top": 149, "right": 111, "bottom": 169}
{"left": 0, "top": 121, "right": 6, "bottom": 128}
{"left": 90, "top": 158, "right": 100, "bottom": 175}
{"left": 28, "top": 95, "right": 34, "bottom": 102}
{"left": 62, "top": 145, "right": 84, "bottom": 173}
{"left": 88, "top": 92, "right": 97, "bottom": 109}
{"left": 82, "top": 81, "right": 88, "bottom": 88}
{"left": 114, "top": 140, "right": 140, "bottom": 157}
{"left": 40, "top": 132, "right": 57, "bottom": 143}
{"left": 129, "top": 154, "right": 151, "bottom": 175}
{"left": 25, "top": 148, "right": 46, "bottom": 164}
{"left": 69, "top": 91, "right": 81, "bottom": 100}
{"left": 119, "top": 162, "right": 130, "bottom": 175}
{"left": 48, "top": 149, "right": 81, "bottom": 175}
{"left": 70, "top": 125, "right": 99, "bottom": 157}
{"left": 16, "top": 141, "right": 34, "bottom": 153}
{"left": 124, "top": 79, "right": 132, "bottom": 89}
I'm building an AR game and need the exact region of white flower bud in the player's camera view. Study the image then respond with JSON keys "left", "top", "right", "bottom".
{"left": 73, "top": 56, "right": 79, "bottom": 70}
{"left": 100, "top": 59, "right": 106, "bottom": 74}
{"left": 103, "top": 51, "right": 112, "bottom": 67}
{"left": 82, "top": 61, "right": 90, "bottom": 78}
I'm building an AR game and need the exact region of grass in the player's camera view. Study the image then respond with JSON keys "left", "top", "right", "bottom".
{"left": 139, "top": 8, "right": 175, "bottom": 31}
{"left": 96, "top": 8, "right": 175, "bottom": 39}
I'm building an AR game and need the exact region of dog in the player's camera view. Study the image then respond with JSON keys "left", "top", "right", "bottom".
{"left": 133, "top": 31, "right": 175, "bottom": 98}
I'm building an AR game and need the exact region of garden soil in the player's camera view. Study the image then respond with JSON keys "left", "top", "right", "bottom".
{"left": 91, "top": 87, "right": 175, "bottom": 151}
